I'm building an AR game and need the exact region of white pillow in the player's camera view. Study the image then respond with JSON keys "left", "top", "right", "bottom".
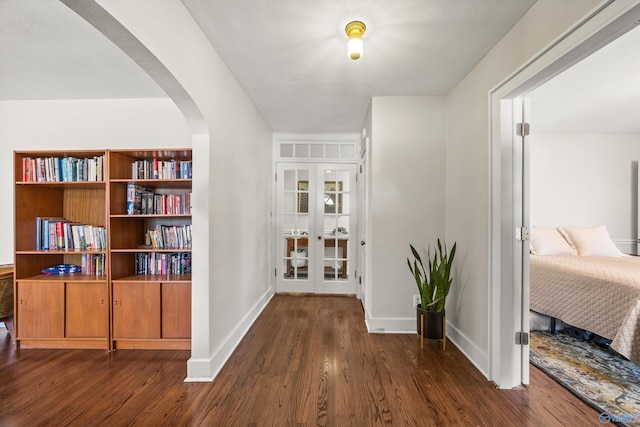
{"left": 530, "top": 227, "right": 576, "bottom": 256}
{"left": 559, "top": 225, "right": 625, "bottom": 257}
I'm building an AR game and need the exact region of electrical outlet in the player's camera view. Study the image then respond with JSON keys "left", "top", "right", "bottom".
{"left": 413, "top": 295, "right": 421, "bottom": 307}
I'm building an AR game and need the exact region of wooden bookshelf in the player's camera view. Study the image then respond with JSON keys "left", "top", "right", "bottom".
{"left": 13, "top": 150, "right": 109, "bottom": 350}
{"left": 13, "top": 149, "right": 192, "bottom": 351}
{"left": 108, "top": 149, "right": 192, "bottom": 350}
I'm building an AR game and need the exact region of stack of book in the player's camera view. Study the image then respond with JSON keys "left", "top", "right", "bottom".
{"left": 22, "top": 155, "right": 105, "bottom": 182}
{"left": 81, "top": 253, "right": 106, "bottom": 275}
{"left": 127, "top": 183, "right": 191, "bottom": 215}
{"left": 135, "top": 252, "right": 192, "bottom": 275}
{"left": 131, "top": 158, "right": 192, "bottom": 180}
{"left": 145, "top": 225, "right": 192, "bottom": 250}
{"left": 36, "top": 217, "right": 106, "bottom": 251}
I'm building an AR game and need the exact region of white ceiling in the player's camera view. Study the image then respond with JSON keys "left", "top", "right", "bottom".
{"left": 180, "top": 0, "right": 536, "bottom": 132}
{"left": 0, "top": 0, "right": 638, "bottom": 134}
{"left": 0, "top": 0, "right": 535, "bottom": 133}
{"left": 0, "top": 0, "right": 165, "bottom": 100}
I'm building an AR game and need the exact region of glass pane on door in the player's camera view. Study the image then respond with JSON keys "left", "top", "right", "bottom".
{"left": 320, "top": 168, "right": 351, "bottom": 283}
{"left": 276, "top": 163, "right": 356, "bottom": 295}
{"left": 282, "top": 169, "right": 310, "bottom": 281}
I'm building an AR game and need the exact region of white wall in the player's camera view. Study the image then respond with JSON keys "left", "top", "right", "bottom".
{"left": 0, "top": 98, "right": 190, "bottom": 264}
{"left": 0, "top": 0, "right": 272, "bottom": 380}
{"left": 365, "top": 96, "right": 447, "bottom": 331}
{"left": 530, "top": 133, "right": 640, "bottom": 253}
{"left": 98, "top": 0, "right": 272, "bottom": 381}
{"left": 445, "top": 0, "right": 600, "bottom": 375}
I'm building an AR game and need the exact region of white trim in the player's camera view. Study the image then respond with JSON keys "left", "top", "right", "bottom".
{"left": 274, "top": 132, "right": 361, "bottom": 142}
{"left": 614, "top": 239, "right": 638, "bottom": 255}
{"left": 272, "top": 132, "right": 362, "bottom": 297}
{"left": 365, "top": 316, "right": 415, "bottom": 333}
{"left": 490, "top": 0, "right": 634, "bottom": 98}
{"left": 185, "top": 286, "right": 274, "bottom": 382}
{"left": 273, "top": 132, "right": 360, "bottom": 163}
{"left": 446, "top": 323, "right": 489, "bottom": 378}
{"left": 356, "top": 138, "right": 367, "bottom": 304}
{"left": 362, "top": 317, "right": 488, "bottom": 377}
{"left": 488, "top": 0, "right": 640, "bottom": 389}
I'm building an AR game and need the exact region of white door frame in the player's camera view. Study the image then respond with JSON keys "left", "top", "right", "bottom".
{"left": 488, "top": 0, "right": 640, "bottom": 389}
{"left": 357, "top": 137, "right": 369, "bottom": 304}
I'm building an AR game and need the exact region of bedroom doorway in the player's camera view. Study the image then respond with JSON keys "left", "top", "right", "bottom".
{"left": 489, "top": 1, "right": 640, "bottom": 389}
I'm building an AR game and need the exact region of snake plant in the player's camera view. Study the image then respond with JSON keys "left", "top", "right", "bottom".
{"left": 407, "top": 239, "right": 456, "bottom": 313}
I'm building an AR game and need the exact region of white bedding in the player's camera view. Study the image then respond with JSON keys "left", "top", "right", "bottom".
{"left": 530, "top": 255, "right": 640, "bottom": 365}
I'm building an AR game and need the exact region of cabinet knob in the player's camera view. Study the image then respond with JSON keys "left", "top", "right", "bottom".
{"left": 317, "top": 235, "right": 322, "bottom": 240}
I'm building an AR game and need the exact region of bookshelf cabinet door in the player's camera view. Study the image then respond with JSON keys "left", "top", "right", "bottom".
{"left": 65, "top": 282, "right": 109, "bottom": 338}
{"left": 161, "top": 282, "right": 191, "bottom": 339}
{"left": 113, "top": 281, "right": 161, "bottom": 339}
{"left": 17, "top": 281, "right": 65, "bottom": 338}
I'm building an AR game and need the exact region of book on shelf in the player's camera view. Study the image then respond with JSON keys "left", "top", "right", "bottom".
{"left": 126, "top": 182, "right": 135, "bottom": 214}
{"left": 126, "top": 183, "right": 151, "bottom": 215}
{"left": 36, "top": 217, "right": 66, "bottom": 250}
{"left": 131, "top": 158, "right": 192, "bottom": 180}
{"left": 135, "top": 252, "right": 191, "bottom": 275}
{"left": 35, "top": 218, "right": 106, "bottom": 251}
{"left": 55, "top": 220, "right": 66, "bottom": 249}
{"left": 21, "top": 155, "right": 105, "bottom": 182}
{"left": 126, "top": 184, "right": 191, "bottom": 215}
{"left": 145, "top": 224, "right": 192, "bottom": 250}
{"left": 80, "top": 253, "right": 106, "bottom": 275}
{"left": 46, "top": 218, "right": 70, "bottom": 250}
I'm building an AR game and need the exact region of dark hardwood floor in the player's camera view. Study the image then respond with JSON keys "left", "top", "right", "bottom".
{"left": 0, "top": 295, "right": 600, "bottom": 426}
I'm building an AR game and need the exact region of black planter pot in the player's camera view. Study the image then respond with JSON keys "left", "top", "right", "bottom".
{"left": 416, "top": 305, "right": 444, "bottom": 340}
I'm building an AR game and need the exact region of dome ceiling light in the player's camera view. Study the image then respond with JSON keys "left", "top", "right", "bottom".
{"left": 345, "top": 20, "right": 366, "bottom": 60}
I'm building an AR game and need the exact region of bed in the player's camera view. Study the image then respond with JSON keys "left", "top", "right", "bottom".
{"left": 528, "top": 225, "right": 640, "bottom": 366}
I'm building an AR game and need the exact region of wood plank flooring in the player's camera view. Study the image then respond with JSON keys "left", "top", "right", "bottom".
{"left": 0, "top": 295, "right": 601, "bottom": 426}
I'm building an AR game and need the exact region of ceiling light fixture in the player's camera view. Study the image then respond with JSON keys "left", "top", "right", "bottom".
{"left": 345, "top": 20, "right": 366, "bottom": 60}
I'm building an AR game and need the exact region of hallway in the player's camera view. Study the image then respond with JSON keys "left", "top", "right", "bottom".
{"left": 0, "top": 295, "right": 599, "bottom": 426}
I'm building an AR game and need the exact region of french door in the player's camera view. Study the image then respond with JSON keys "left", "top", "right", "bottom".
{"left": 275, "top": 163, "right": 357, "bottom": 294}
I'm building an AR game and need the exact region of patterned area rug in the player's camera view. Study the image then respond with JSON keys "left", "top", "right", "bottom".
{"left": 530, "top": 331, "right": 640, "bottom": 426}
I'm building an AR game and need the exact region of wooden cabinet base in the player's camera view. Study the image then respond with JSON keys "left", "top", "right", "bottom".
{"left": 113, "top": 339, "right": 190, "bottom": 350}
{"left": 18, "top": 338, "right": 109, "bottom": 350}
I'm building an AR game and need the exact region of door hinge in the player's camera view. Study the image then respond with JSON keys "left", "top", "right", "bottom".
{"left": 359, "top": 165, "right": 363, "bottom": 173}
{"left": 275, "top": 172, "right": 277, "bottom": 181}
{"left": 515, "top": 227, "right": 530, "bottom": 241}
{"left": 275, "top": 268, "right": 277, "bottom": 277}
{"left": 516, "top": 122, "right": 530, "bottom": 136}
{"left": 515, "top": 331, "right": 529, "bottom": 345}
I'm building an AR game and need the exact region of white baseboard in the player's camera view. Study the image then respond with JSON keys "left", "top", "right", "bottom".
{"left": 445, "top": 322, "right": 489, "bottom": 378}
{"left": 364, "top": 313, "right": 489, "bottom": 380}
{"left": 365, "top": 316, "right": 415, "bottom": 333}
{"left": 185, "top": 286, "right": 274, "bottom": 382}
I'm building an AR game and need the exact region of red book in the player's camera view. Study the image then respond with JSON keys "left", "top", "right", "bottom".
{"left": 56, "top": 221, "right": 67, "bottom": 249}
